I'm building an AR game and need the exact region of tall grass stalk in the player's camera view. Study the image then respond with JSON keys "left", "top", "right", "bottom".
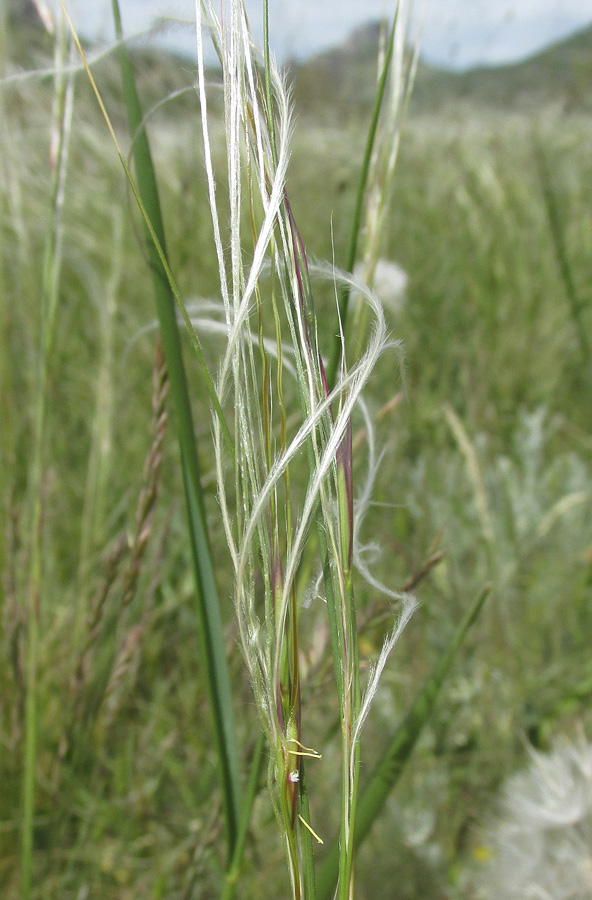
{"left": 349, "top": 3, "right": 419, "bottom": 356}
{"left": 327, "top": 1, "right": 418, "bottom": 387}
{"left": 317, "top": 585, "right": 491, "bottom": 900}
{"left": 20, "top": 8, "right": 74, "bottom": 897}
{"left": 196, "top": 2, "right": 416, "bottom": 896}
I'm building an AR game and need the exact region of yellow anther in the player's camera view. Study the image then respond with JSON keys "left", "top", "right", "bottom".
{"left": 298, "top": 814, "right": 324, "bottom": 844}
{"left": 286, "top": 738, "right": 322, "bottom": 759}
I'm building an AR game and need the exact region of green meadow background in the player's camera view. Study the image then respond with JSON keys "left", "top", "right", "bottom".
{"left": 1, "top": 10, "right": 592, "bottom": 898}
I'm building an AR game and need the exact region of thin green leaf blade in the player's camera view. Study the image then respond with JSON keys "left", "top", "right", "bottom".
{"left": 222, "top": 732, "right": 266, "bottom": 900}
{"left": 110, "top": 0, "right": 242, "bottom": 855}
{"left": 326, "top": 8, "right": 399, "bottom": 389}
{"left": 300, "top": 761, "right": 319, "bottom": 900}
{"left": 317, "top": 585, "right": 491, "bottom": 900}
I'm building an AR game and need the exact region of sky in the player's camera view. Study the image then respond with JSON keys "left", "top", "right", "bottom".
{"left": 51, "top": 0, "right": 592, "bottom": 70}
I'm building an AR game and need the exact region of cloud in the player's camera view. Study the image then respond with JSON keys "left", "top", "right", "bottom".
{"left": 420, "top": 0, "right": 592, "bottom": 67}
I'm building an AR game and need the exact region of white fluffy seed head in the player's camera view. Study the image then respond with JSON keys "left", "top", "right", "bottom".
{"left": 353, "top": 259, "right": 408, "bottom": 314}
{"left": 477, "top": 733, "right": 592, "bottom": 900}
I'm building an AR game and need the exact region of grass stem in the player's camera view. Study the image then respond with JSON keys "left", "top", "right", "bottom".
{"left": 317, "top": 585, "right": 491, "bottom": 900}
{"left": 326, "top": 9, "right": 400, "bottom": 389}
{"left": 21, "top": 15, "right": 74, "bottom": 897}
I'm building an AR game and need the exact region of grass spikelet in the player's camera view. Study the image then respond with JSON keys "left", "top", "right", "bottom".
{"left": 98, "top": 341, "right": 169, "bottom": 728}
{"left": 65, "top": 340, "right": 168, "bottom": 748}
{"left": 63, "top": 530, "right": 128, "bottom": 757}
{"left": 444, "top": 403, "right": 495, "bottom": 549}
{"left": 121, "top": 339, "right": 169, "bottom": 608}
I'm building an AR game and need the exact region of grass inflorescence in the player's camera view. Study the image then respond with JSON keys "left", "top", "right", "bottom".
{"left": 195, "top": 4, "right": 417, "bottom": 894}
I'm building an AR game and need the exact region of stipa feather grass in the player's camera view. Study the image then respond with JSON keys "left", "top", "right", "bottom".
{"left": 196, "top": 1, "right": 415, "bottom": 895}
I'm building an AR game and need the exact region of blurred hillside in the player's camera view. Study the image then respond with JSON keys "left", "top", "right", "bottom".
{"left": 4, "top": 11, "right": 592, "bottom": 120}
{"left": 291, "top": 19, "right": 592, "bottom": 119}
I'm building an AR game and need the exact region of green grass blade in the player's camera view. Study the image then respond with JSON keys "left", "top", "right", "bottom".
{"left": 109, "top": 0, "right": 242, "bottom": 856}
{"left": 326, "top": 9, "right": 399, "bottom": 389}
{"left": 299, "top": 761, "right": 319, "bottom": 900}
{"left": 221, "top": 731, "right": 266, "bottom": 900}
{"left": 316, "top": 585, "right": 491, "bottom": 900}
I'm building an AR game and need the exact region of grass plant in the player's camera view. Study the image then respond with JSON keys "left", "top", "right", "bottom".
{"left": 193, "top": 4, "right": 417, "bottom": 893}
{"left": 1, "top": 2, "right": 591, "bottom": 898}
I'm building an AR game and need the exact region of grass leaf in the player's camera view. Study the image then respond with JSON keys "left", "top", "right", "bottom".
{"left": 326, "top": 8, "right": 400, "bottom": 389}
{"left": 106, "top": 0, "right": 242, "bottom": 857}
{"left": 316, "top": 584, "right": 491, "bottom": 900}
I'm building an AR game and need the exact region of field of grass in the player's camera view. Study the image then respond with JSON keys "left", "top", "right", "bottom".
{"left": 1, "top": 9, "right": 592, "bottom": 900}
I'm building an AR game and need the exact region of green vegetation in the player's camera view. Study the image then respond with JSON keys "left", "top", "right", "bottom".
{"left": 1, "top": 5, "right": 591, "bottom": 899}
